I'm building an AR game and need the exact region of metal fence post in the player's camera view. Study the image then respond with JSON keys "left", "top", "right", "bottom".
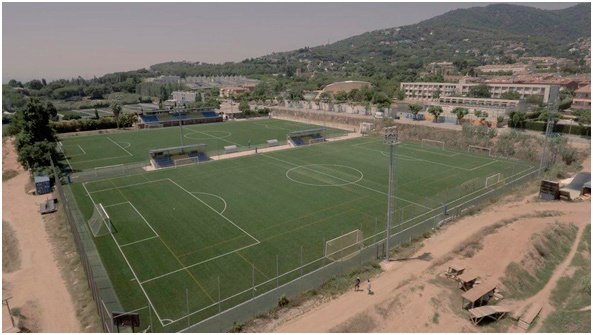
{"left": 300, "top": 246, "right": 303, "bottom": 277}
{"left": 186, "top": 288, "right": 190, "bottom": 328}
{"left": 218, "top": 276, "right": 221, "bottom": 313}
{"left": 251, "top": 264, "right": 255, "bottom": 298}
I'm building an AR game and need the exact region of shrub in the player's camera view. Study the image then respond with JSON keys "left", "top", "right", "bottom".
{"left": 277, "top": 295, "right": 289, "bottom": 307}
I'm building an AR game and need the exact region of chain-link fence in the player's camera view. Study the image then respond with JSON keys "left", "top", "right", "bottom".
{"left": 51, "top": 161, "right": 122, "bottom": 332}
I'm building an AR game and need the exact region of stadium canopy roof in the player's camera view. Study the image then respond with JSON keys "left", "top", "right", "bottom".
{"left": 149, "top": 143, "right": 207, "bottom": 155}
{"left": 288, "top": 128, "right": 326, "bottom": 137}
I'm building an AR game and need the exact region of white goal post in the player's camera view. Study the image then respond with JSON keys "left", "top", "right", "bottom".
{"left": 56, "top": 141, "right": 64, "bottom": 153}
{"left": 325, "top": 229, "right": 363, "bottom": 261}
{"left": 421, "top": 139, "right": 445, "bottom": 150}
{"left": 468, "top": 145, "right": 492, "bottom": 156}
{"left": 174, "top": 157, "right": 199, "bottom": 167}
{"left": 88, "top": 203, "right": 113, "bottom": 237}
{"left": 485, "top": 173, "right": 503, "bottom": 188}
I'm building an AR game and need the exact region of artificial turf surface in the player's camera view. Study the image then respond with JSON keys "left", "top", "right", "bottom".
{"left": 68, "top": 134, "right": 536, "bottom": 331}
{"left": 59, "top": 119, "right": 348, "bottom": 171}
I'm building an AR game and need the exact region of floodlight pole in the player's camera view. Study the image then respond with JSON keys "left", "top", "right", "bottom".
{"left": 178, "top": 108, "right": 185, "bottom": 148}
{"left": 384, "top": 126, "right": 398, "bottom": 261}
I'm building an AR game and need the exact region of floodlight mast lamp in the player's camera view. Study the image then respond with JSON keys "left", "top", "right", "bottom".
{"left": 384, "top": 126, "right": 398, "bottom": 261}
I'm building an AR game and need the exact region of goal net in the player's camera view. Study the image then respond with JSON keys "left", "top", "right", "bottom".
{"left": 468, "top": 145, "right": 492, "bottom": 156}
{"left": 485, "top": 173, "right": 502, "bottom": 188}
{"left": 56, "top": 141, "right": 64, "bottom": 153}
{"left": 88, "top": 203, "right": 113, "bottom": 237}
{"left": 325, "top": 229, "right": 363, "bottom": 261}
{"left": 421, "top": 139, "right": 445, "bottom": 150}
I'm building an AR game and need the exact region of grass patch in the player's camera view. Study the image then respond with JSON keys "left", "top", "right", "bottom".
{"left": 541, "top": 224, "right": 591, "bottom": 333}
{"left": 2, "top": 221, "right": 21, "bottom": 273}
{"left": 2, "top": 169, "right": 18, "bottom": 182}
{"left": 540, "top": 310, "right": 590, "bottom": 333}
{"left": 329, "top": 312, "right": 377, "bottom": 332}
{"left": 502, "top": 222, "right": 578, "bottom": 299}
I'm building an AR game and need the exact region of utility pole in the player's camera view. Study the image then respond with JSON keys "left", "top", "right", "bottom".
{"left": 539, "top": 87, "right": 559, "bottom": 176}
{"left": 384, "top": 126, "right": 398, "bottom": 261}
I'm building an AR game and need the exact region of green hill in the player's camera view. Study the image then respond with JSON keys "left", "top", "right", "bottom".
{"left": 151, "top": 3, "right": 591, "bottom": 80}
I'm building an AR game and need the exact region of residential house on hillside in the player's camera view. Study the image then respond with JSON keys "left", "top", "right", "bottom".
{"left": 572, "top": 84, "right": 591, "bottom": 110}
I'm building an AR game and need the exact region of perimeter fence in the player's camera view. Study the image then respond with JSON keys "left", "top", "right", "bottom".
{"left": 51, "top": 160, "right": 121, "bottom": 332}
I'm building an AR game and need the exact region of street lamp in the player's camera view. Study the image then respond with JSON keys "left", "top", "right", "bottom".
{"left": 384, "top": 126, "right": 398, "bottom": 261}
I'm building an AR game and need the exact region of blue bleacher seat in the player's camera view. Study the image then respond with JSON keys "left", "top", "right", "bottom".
{"left": 291, "top": 137, "right": 305, "bottom": 146}
{"left": 142, "top": 115, "right": 159, "bottom": 123}
{"left": 154, "top": 156, "right": 173, "bottom": 168}
{"left": 202, "top": 111, "right": 218, "bottom": 118}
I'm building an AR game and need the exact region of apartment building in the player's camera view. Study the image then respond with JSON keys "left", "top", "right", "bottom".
{"left": 171, "top": 91, "right": 197, "bottom": 104}
{"left": 401, "top": 82, "right": 558, "bottom": 104}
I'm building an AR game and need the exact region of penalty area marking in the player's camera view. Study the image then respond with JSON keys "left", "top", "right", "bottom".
{"left": 107, "top": 137, "right": 134, "bottom": 156}
{"left": 118, "top": 141, "right": 132, "bottom": 149}
{"left": 190, "top": 192, "right": 228, "bottom": 214}
{"left": 286, "top": 164, "right": 364, "bottom": 187}
{"left": 183, "top": 130, "right": 232, "bottom": 140}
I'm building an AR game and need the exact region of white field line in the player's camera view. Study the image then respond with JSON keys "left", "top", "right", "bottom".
{"left": 94, "top": 163, "right": 124, "bottom": 170}
{"left": 191, "top": 192, "right": 228, "bottom": 214}
{"left": 127, "top": 201, "right": 160, "bottom": 237}
{"left": 167, "top": 178, "right": 260, "bottom": 243}
{"left": 77, "top": 144, "right": 87, "bottom": 155}
{"left": 107, "top": 137, "right": 134, "bottom": 156}
{"left": 63, "top": 155, "right": 74, "bottom": 171}
{"left": 87, "top": 178, "right": 169, "bottom": 194}
{"left": 104, "top": 201, "right": 132, "bottom": 208}
{"left": 81, "top": 182, "right": 166, "bottom": 326}
{"left": 119, "top": 236, "right": 159, "bottom": 248}
{"left": 184, "top": 127, "right": 241, "bottom": 146}
{"left": 140, "top": 241, "right": 260, "bottom": 285}
{"left": 261, "top": 153, "right": 431, "bottom": 210}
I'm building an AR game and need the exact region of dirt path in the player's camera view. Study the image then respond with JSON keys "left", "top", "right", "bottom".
{"left": 274, "top": 194, "right": 590, "bottom": 332}
{"left": 512, "top": 223, "right": 588, "bottom": 332}
{"left": 2, "top": 139, "right": 81, "bottom": 332}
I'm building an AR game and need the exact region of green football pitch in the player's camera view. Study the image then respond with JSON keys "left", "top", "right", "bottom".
{"left": 59, "top": 119, "right": 349, "bottom": 171}
{"left": 69, "top": 134, "right": 536, "bottom": 331}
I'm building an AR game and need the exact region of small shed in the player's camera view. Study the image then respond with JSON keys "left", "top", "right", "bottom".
{"left": 462, "top": 282, "right": 497, "bottom": 309}
{"left": 34, "top": 175, "right": 51, "bottom": 195}
{"left": 457, "top": 272, "right": 479, "bottom": 291}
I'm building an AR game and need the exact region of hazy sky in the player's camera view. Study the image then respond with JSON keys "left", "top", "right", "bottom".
{"left": 2, "top": 2, "right": 580, "bottom": 82}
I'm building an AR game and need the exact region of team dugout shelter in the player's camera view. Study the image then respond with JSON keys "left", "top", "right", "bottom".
{"left": 287, "top": 128, "right": 326, "bottom": 146}
{"left": 138, "top": 107, "right": 222, "bottom": 129}
{"left": 149, "top": 143, "right": 209, "bottom": 169}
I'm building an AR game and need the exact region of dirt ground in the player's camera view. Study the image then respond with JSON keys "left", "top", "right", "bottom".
{"left": 261, "top": 157, "right": 591, "bottom": 333}
{"left": 2, "top": 138, "right": 82, "bottom": 332}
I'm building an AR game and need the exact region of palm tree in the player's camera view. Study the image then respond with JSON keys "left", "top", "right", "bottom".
{"left": 452, "top": 107, "right": 469, "bottom": 125}
{"left": 111, "top": 102, "right": 122, "bottom": 129}
{"left": 428, "top": 106, "right": 444, "bottom": 123}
